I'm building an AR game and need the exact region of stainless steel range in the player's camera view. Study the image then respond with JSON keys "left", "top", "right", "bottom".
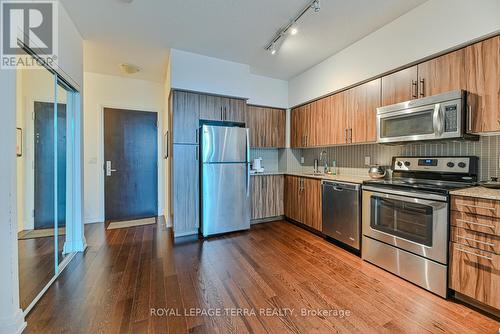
{"left": 361, "top": 156, "right": 478, "bottom": 298}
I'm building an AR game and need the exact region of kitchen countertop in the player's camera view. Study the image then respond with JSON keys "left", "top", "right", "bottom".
{"left": 250, "top": 171, "right": 286, "bottom": 176}
{"left": 250, "top": 171, "right": 370, "bottom": 184}
{"left": 450, "top": 186, "right": 500, "bottom": 201}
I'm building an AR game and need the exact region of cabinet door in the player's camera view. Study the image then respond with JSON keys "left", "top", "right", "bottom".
{"left": 291, "top": 106, "right": 305, "bottom": 148}
{"left": 247, "top": 105, "right": 263, "bottom": 147}
{"left": 347, "top": 79, "right": 381, "bottom": 143}
{"left": 381, "top": 66, "right": 418, "bottom": 106}
{"left": 199, "top": 94, "right": 224, "bottom": 121}
{"left": 247, "top": 106, "right": 285, "bottom": 148}
{"left": 172, "top": 91, "right": 200, "bottom": 144}
{"left": 251, "top": 175, "right": 284, "bottom": 220}
{"left": 285, "top": 176, "right": 302, "bottom": 222}
{"left": 329, "top": 92, "right": 348, "bottom": 144}
{"left": 465, "top": 35, "right": 500, "bottom": 133}
{"left": 417, "top": 49, "right": 466, "bottom": 98}
{"left": 271, "top": 107, "right": 286, "bottom": 148}
{"left": 302, "top": 178, "right": 322, "bottom": 231}
{"left": 225, "top": 98, "right": 246, "bottom": 123}
{"left": 172, "top": 144, "right": 199, "bottom": 236}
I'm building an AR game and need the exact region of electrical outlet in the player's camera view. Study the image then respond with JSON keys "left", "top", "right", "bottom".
{"left": 365, "top": 156, "right": 371, "bottom": 166}
{"left": 300, "top": 156, "right": 304, "bottom": 164}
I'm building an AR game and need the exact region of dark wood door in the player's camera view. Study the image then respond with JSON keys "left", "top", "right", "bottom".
{"left": 104, "top": 108, "right": 158, "bottom": 221}
{"left": 172, "top": 91, "right": 200, "bottom": 144}
{"left": 34, "top": 102, "right": 66, "bottom": 229}
{"left": 381, "top": 66, "right": 418, "bottom": 105}
{"left": 465, "top": 35, "right": 500, "bottom": 133}
{"left": 417, "top": 49, "right": 466, "bottom": 98}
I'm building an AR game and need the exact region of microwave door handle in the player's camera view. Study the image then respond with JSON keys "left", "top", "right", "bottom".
{"left": 433, "top": 103, "right": 443, "bottom": 136}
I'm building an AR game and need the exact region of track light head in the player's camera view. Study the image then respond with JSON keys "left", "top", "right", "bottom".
{"left": 269, "top": 43, "right": 277, "bottom": 55}
{"left": 289, "top": 24, "right": 298, "bottom": 36}
{"left": 312, "top": 0, "right": 321, "bottom": 12}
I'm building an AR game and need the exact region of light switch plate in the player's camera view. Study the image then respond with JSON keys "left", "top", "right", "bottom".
{"left": 365, "top": 156, "right": 371, "bottom": 166}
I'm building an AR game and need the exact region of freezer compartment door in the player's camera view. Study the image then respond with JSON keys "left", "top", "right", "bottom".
{"left": 202, "top": 163, "right": 250, "bottom": 237}
{"left": 201, "top": 125, "right": 249, "bottom": 163}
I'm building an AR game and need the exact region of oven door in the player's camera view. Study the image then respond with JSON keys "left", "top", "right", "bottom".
{"left": 377, "top": 104, "right": 442, "bottom": 143}
{"left": 362, "top": 188, "right": 448, "bottom": 264}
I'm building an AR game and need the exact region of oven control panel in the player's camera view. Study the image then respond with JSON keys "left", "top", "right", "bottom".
{"left": 393, "top": 157, "right": 472, "bottom": 173}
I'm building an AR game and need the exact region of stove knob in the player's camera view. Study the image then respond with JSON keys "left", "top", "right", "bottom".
{"left": 404, "top": 161, "right": 411, "bottom": 167}
{"left": 447, "top": 162, "right": 455, "bottom": 168}
{"left": 396, "top": 161, "right": 403, "bottom": 167}
{"left": 458, "top": 162, "right": 466, "bottom": 168}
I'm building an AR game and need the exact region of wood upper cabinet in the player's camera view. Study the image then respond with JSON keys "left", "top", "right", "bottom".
{"left": 199, "top": 94, "right": 224, "bottom": 121}
{"left": 172, "top": 91, "right": 200, "bottom": 144}
{"left": 417, "top": 49, "right": 466, "bottom": 97}
{"left": 381, "top": 66, "right": 418, "bottom": 106}
{"left": 291, "top": 105, "right": 309, "bottom": 148}
{"left": 465, "top": 35, "right": 500, "bottom": 133}
{"left": 346, "top": 79, "right": 381, "bottom": 143}
{"left": 329, "top": 91, "right": 348, "bottom": 145}
{"left": 251, "top": 175, "right": 284, "bottom": 220}
{"left": 247, "top": 105, "right": 285, "bottom": 148}
{"left": 199, "top": 94, "right": 246, "bottom": 123}
{"left": 225, "top": 98, "right": 246, "bottom": 123}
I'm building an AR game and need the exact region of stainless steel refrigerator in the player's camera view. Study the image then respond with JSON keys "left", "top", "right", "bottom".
{"left": 201, "top": 124, "right": 250, "bottom": 237}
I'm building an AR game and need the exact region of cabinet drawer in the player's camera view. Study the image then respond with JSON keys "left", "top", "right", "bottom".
{"left": 451, "top": 210, "right": 500, "bottom": 237}
{"left": 451, "top": 195, "right": 500, "bottom": 218}
{"left": 449, "top": 242, "right": 500, "bottom": 310}
{"left": 451, "top": 226, "right": 500, "bottom": 254}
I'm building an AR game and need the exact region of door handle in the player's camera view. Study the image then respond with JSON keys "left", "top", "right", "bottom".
{"left": 106, "top": 161, "right": 117, "bottom": 176}
{"left": 419, "top": 78, "right": 425, "bottom": 97}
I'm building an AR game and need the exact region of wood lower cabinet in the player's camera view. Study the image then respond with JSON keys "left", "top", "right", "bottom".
{"left": 172, "top": 144, "right": 199, "bottom": 236}
{"left": 250, "top": 175, "right": 284, "bottom": 220}
{"left": 172, "top": 91, "right": 200, "bottom": 144}
{"left": 247, "top": 105, "right": 285, "bottom": 148}
{"left": 450, "top": 194, "right": 500, "bottom": 311}
{"left": 284, "top": 175, "right": 322, "bottom": 232}
{"left": 465, "top": 35, "right": 500, "bottom": 133}
{"left": 381, "top": 66, "right": 418, "bottom": 106}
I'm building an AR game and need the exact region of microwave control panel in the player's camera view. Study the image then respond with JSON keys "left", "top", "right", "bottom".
{"left": 393, "top": 156, "right": 472, "bottom": 173}
{"left": 444, "top": 105, "right": 458, "bottom": 132}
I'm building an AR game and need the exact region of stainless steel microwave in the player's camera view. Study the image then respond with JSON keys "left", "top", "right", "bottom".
{"left": 376, "top": 90, "right": 476, "bottom": 144}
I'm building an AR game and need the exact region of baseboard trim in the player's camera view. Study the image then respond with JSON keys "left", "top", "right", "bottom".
{"left": 174, "top": 230, "right": 198, "bottom": 238}
{"left": 0, "top": 308, "right": 26, "bottom": 334}
{"left": 250, "top": 216, "right": 284, "bottom": 225}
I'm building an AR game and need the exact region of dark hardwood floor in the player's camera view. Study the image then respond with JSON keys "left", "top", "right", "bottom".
{"left": 25, "top": 220, "right": 500, "bottom": 334}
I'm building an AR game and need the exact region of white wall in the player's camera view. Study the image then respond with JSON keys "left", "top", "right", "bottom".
{"left": 248, "top": 74, "right": 288, "bottom": 108}
{"left": 288, "top": 0, "right": 500, "bottom": 107}
{"left": 83, "top": 72, "right": 165, "bottom": 223}
{"left": 170, "top": 49, "right": 288, "bottom": 108}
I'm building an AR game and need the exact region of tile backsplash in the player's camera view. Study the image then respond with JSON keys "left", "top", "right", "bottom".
{"left": 250, "top": 149, "right": 279, "bottom": 171}
{"left": 300, "top": 135, "right": 500, "bottom": 181}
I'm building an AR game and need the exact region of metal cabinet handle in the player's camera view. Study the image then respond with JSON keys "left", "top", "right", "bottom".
{"left": 458, "top": 203, "right": 496, "bottom": 211}
{"left": 456, "top": 218, "right": 495, "bottom": 229}
{"left": 195, "top": 146, "right": 199, "bottom": 161}
{"left": 419, "top": 78, "right": 425, "bottom": 97}
{"left": 411, "top": 80, "right": 418, "bottom": 98}
{"left": 344, "top": 129, "right": 347, "bottom": 143}
{"left": 467, "top": 105, "right": 472, "bottom": 132}
{"left": 220, "top": 106, "right": 223, "bottom": 120}
{"left": 224, "top": 106, "right": 227, "bottom": 121}
{"left": 349, "top": 128, "right": 352, "bottom": 143}
{"left": 456, "top": 247, "right": 493, "bottom": 261}
{"left": 195, "top": 128, "right": 199, "bottom": 144}
{"left": 457, "top": 235, "right": 495, "bottom": 247}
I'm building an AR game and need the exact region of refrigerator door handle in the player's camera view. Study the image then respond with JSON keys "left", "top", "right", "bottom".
{"left": 246, "top": 128, "right": 250, "bottom": 196}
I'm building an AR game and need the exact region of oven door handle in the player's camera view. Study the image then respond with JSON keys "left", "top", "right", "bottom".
{"left": 362, "top": 186, "right": 448, "bottom": 202}
{"left": 364, "top": 189, "right": 448, "bottom": 208}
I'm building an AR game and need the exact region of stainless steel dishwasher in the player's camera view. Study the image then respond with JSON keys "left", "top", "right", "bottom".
{"left": 322, "top": 180, "right": 361, "bottom": 250}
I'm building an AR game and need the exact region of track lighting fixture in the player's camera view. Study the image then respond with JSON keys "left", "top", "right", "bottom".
{"left": 265, "top": 0, "right": 321, "bottom": 55}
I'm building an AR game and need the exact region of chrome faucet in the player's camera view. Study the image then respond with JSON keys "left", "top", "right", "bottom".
{"left": 319, "top": 150, "right": 328, "bottom": 173}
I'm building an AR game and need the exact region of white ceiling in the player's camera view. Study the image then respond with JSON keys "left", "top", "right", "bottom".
{"left": 62, "top": 0, "right": 428, "bottom": 82}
